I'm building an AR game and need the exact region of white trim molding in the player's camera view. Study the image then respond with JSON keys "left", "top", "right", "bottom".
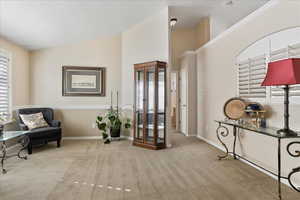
{"left": 62, "top": 136, "right": 102, "bottom": 140}
{"left": 121, "top": 104, "right": 134, "bottom": 110}
{"left": 195, "top": 0, "right": 280, "bottom": 53}
{"left": 12, "top": 105, "right": 134, "bottom": 111}
{"left": 62, "top": 135, "right": 133, "bottom": 140}
{"left": 180, "top": 50, "right": 196, "bottom": 59}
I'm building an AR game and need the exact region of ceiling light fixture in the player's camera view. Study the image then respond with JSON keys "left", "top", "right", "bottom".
{"left": 170, "top": 18, "right": 178, "bottom": 27}
{"left": 224, "top": 0, "right": 234, "bottom": 6}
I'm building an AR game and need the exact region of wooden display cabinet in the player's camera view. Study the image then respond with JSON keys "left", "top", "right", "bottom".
{"left": 133, "top": 61, "right": 167, "bottom": 150}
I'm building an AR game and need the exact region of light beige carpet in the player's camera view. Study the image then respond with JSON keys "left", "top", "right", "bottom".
{"left": 0, "top": 133, "right": 299, "bottom": 200}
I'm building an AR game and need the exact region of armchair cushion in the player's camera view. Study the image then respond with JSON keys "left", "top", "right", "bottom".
{"left": 20, "top": 112, "right": 49, "bottom": 130}
{"left": 28, "top": 127, "right": 61, "bottom": 139}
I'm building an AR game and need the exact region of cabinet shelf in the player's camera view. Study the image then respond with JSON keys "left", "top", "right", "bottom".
{"left": 138, "top": 125, "right": 165, "bottom": 130}
{"left": 135, "top": 111, "right": 165, "bottom": 114}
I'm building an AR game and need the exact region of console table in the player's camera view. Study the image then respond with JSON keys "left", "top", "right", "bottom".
{"left": 0, "top": 131, "right": 30, "bottom": 174}
{"left": 215, "top": 120, "right": 300, "bottom": 200}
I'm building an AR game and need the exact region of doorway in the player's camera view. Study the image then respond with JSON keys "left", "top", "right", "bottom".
{"left": 170, "top": 72, "right": 178, "bottom": 130}
{"left": 179, "top": 63, "right": 188, "bottom": 136}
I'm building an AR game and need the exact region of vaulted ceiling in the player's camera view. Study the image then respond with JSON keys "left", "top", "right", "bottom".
{"left": 0, "top": 0, "right": 269, "bottom": 50}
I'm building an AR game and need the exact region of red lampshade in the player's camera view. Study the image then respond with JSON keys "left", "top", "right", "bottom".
{"left": 261, "top": 58, "right": 300, "bottom": 86}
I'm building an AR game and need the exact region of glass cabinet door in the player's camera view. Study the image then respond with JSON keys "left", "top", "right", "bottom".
{"left": 135, "top": 69, "right": 144, "bottom": 141}
{"left": 157, "top": 67, "right": 166, "bottom": 144}
{"left": 145, "top": 67, "right": 155, "bottom": 145}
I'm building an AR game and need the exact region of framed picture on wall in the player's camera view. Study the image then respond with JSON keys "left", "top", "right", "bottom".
{"left": 62, "top": 66, "right": 106, "bottom": 96}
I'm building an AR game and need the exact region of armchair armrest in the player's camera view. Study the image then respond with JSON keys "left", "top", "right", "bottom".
{"left": 50, "top": 120, "right": 61, "bottom": 127}
{"left": 19, "top": 124, "right": 29, "bottom": 131}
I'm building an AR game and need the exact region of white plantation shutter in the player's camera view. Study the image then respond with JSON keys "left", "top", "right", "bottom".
{"left": 270, "top": 42, "right": 300, "bottom": 97}
{"left": 0, "top": 52, "right": 10, "bottom": 116}
{"left": 238, "top": 54, "right": 267, "bottom": 98}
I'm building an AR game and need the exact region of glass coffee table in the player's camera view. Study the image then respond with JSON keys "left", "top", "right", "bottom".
{"left": 0, "top": 131, "right": 30, "bottom": 174}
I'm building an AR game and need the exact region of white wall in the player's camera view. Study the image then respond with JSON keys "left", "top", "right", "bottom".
{"left": 121, "top": 7, "right": 169, "bottom": 106}
{"left": 197, "top": 0, "right": 300, "bottom": 185}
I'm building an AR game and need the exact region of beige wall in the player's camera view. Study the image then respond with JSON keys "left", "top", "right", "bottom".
{"left": 197, "top": 0, "right": 300, "bottom": 185}
{"left": 171, "top": 28, "right": 197, "bottom": 69}
{"left": 30, "top": 35, "right": 121, "bottom": 107}
{"left": 171, "top": 18, "right": 209, "bottom": 133}
{"left": 30, "top": 8, "right": 170, "bottom": 138}
{"left": 171, "top": 17, "right": 210, "bottom": 69}
{"left": 29, "top": 8, "right": 170, "bottom": 138}
{"left": 30, "top": 35, "right": 122, "bottom": 137}
{"left": 0, "top": 37, "right": 30, "bottom": 107}
{"left": 195, "top": 17, "right": 210, "bottom": 49}
{"left": 54, "top": 109, "right": 106, "bottom": 137}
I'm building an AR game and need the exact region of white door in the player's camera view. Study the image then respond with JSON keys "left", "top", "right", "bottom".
{"left": 180, "top": 66, "right": 188, "bottom": 136}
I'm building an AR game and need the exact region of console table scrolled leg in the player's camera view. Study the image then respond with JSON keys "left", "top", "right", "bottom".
{"left": 286, "top": 141, "right": 300, "bottom": 193}
{"left": 233, "top": 126, "right": 237, "bottom": 160}
{"left": 278, "top": 138, "right": 282, "bottom": 200}
{"left": 216, "top": 122, "right": 230, "bottom": 160}
{"left": 1, "top": 142, "right": 7, "bottom": 174}
{"left": 17, "top": 135, "right": 29, "bottom": 160}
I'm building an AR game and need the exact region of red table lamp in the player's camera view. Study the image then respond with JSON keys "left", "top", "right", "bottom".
{"left": 261, "top": 58, "right": 300, "bottom": 136}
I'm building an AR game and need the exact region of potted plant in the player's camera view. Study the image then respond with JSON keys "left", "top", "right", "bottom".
{"left": 96, "top": 91, "right": 131, "bottom": 143}
{"left": 96, "top": 109, "right": 131, "bottom": 143}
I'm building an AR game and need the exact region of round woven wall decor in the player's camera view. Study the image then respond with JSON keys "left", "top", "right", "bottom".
{"left": 223, "top": 97, "right": 246, "bottom": 120}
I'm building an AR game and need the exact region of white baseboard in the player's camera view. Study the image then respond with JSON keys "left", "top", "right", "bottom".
{"left": 62, "top": 136, "right": 102, "bottom": 140}
{"left": 62, "top": 135, "right": 133, "bottom": 140}
{"left": 127, "top": 136, "right": 133, "bottom": 141}
{"left": 196, "top": 135, "right": 291, "bottom": 188}
{"left": 62, "top": 136, "right": 175, "bottom": 149}
{"left": 196, "top": 135, "right": 225, "bottom": 151}
{"left": 186, "top": 134, "right": 197, "bottom": 137}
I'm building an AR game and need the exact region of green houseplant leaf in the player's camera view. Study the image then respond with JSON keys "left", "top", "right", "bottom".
{"left": 96, "top": 108, "right": 132, "bottom": 143}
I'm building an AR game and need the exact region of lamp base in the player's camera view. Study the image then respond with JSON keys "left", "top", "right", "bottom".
{"left": 277, "top": 128, "right": 298, "bottom": 136}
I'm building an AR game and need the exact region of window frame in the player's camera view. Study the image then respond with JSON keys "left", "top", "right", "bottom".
{"left": 269, "top": 43, "right": 300, "bottom": 103}
{"left": 237, "top": 41, "right": 300, "bottom": 105}
{"left": 0, "top": 48, "right": 12, "bottom": 119}
{"left": 237, "top": 54, "right": 267, "bottom": 101}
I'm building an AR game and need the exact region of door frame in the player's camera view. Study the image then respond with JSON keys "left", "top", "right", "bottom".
{"left": 178, "top": 63, "right": 189, "bottom": 136}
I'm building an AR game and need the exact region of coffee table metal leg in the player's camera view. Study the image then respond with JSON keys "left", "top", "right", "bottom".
{"left": 17, "top": 135, "right": 29, "bottom": 160}
{"left": 1, "top": 142, "right": 7, "bottom": 174}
